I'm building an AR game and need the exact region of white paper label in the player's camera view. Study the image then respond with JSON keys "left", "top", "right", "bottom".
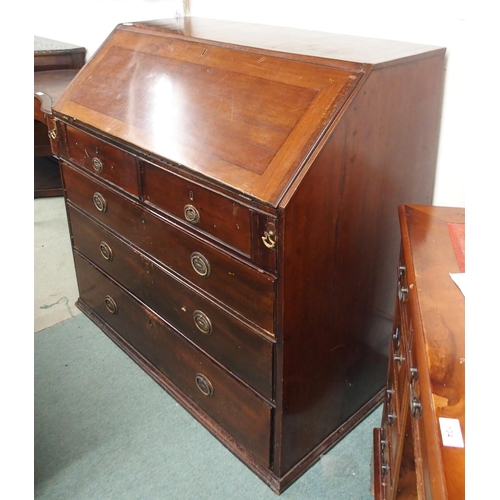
{"left": 439, "top": 417, "right": 464, "bottom": 448}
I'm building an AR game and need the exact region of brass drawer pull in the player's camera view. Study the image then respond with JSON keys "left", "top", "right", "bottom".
{"left": 193, "top": 310, "right": 212, "bottom": 335}
{"left": 93, "top": 192, "right": 107, "bottom": 213}
{"left": 393, "top": 351, "right": 404, "bottom": 365}
{"left": 92, "top": 157, "right": 104, "bottom": 173}
{"left": 411, "top": 396, "right": 422, "bottom": 418}
{"left": 184, "top": 204, "right": 200, "bottom": 224}
{"left": 99, "top": 241, "right": 113, "bottom": 261}
{"left": 191, "top": 252, "right": 211, "bottom": 277}
{"left": 48, "top": 128, "right": 57, "bottom": 140}
{"left": 387, "top": 411, "right": 397, "bottom": 425}
{"left": 262, "top": 230, "right": 276, "bottom": 249}
{"left": 195, "top": 373, "right": 214, "bottom": 397}
{"left": 104, "top": 295, "right": 118, "bottom": 314}
{"left": 398, "top": 283, "right": 409, "bottom": 303}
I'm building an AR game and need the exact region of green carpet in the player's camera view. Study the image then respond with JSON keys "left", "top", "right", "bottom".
{"left": 35, "top": 314, "right": 382, "bottom": 499}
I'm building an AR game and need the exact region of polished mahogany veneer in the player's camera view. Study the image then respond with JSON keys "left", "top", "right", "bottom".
{"left": 53, "top": 17, "right": 446, "bottom": 493}
{"left": 373, "top": 205, "right": 465, "bottom": 499}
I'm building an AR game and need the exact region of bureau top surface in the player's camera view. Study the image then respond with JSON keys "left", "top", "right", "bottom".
{"left": 53, "top": 18, "right": 443, "bottom": 206}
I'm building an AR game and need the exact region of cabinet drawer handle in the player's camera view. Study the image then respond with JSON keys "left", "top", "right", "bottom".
{"left": 393, "top": 351, "right": 404, "bottom": 365}
{"left": 99, "top": 241, "right": 113, "bottom": 261}
{"left": 93, "top": 192, "right": 107, "bottom": 213}
{"left": 398, "top": 283, "right": 409, "bottom": 303}
{"left": 193, "top": 310, "right": 212, "bottom": 335}
{"left": 184, "top": 204, "right": 200, "bottom": 224}
{"left": 191, "top": 252, "right": 211, "bottom": 277}
{"left": 387, "top": 411, "right": 396, "bottom": 425}
{"left": 104, "top": 295, "right": 118, "bottom": 314}
{"left": 92, "top": 157, "right": 103, "bottom": 173}
{"left": 195, "top": 373, "right": 214, "bottom": 397}
{"left": 411, "top": 396, "right": 423, "bottom": 418}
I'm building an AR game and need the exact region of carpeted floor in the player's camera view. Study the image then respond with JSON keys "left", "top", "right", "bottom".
{"left": 35, "top": 313, "right": 382, "bottom": 499}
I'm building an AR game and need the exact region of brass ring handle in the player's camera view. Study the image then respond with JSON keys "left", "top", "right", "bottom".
{"left": 261, "top": 230, "right": 276, "bottom": 249}
{"left": 193, "top": 310, "right": 212, "bottom": 335}
{"left": 92, "top": 157, "right": 103, "bottom": 173}
{"left": 99, "top": 241, "right": 113, "bottom": 261}
{"left": 184, "top": 204, "right": 200, "bottom": 224}
{"left": 104, "top": 295, "right": 118, "bottom": 314}
{"left": 191, "top": 252, "right": 211, "bottom": 277}
{"left": 93, "top": 192, "right": 107, "bottom": 213}
{"left": 195, "top": 373, "right": 214, "bottom": 397}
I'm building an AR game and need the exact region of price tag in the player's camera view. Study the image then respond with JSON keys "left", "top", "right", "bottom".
{"left": 439, "top": 417, "right": 464, "bottom": 448}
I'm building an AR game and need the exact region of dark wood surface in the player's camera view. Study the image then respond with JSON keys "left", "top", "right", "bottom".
{"left": 53, "top": 17, "right": 446, "bottom": 493}
{"left": 34, "top": 36, "right": 85, "bottom": 198}
{"left": 34, "top": 36, "right": 86, "bottom": 71}
{"left": 373, "top": 205, "right": 465, "bottom": 499}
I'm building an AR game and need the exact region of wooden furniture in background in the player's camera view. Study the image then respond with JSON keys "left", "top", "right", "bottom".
{"left": 34, "top": 36, "right": 86, "bottom": 198}
{"left": 373, "top": 205, "right": 465, "bottom": 499}
{"left": 52, "top": 18, "right": 446, "bottom": 493}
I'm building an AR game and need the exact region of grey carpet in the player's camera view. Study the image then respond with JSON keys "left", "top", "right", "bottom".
{"left": 35, "top": 313, "right": 382, "bottom": 499}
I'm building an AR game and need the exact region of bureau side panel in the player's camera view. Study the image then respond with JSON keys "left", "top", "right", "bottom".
{"left": 275, "top": 52, "right": 445, "bottom": 477}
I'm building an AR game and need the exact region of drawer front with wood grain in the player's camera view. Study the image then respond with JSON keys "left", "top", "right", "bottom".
{"left": 64, "top": 125, "right": 140, "bottom": 196}
{"left": 74, "top": 252, "right": 273, "bottom": 467}
{"left": 68, "top": 204, "right": 275, "bottom": 400}
{"left": 62, "top": 161, "right": 276, "bottom": 334}
{"left": 143, "top": 160, "right": 253, "bottom": 256}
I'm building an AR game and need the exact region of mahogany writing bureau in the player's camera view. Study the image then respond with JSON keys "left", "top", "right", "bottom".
{"left": 52, "top": 17, "right": 446, "bottom": 493}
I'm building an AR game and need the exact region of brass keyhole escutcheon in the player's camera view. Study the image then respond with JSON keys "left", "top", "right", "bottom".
{"left": 92, "top": 157, "right": 104, "bottom": 173}
{"left": 99, "top": 241, "right": 113, "bottom": 261}
{"left": 93, "top": 192, "right": 107, "bottom": 213}
{"left": 184, "top": 204, "right": 200, "bottom": 224}
{"left": 104, "top": 295, "right": 118, "bottom": 314}
{"left": 191, "top": 252, "right": 211, "bottom": 277}
{"left": 193, "top": 310, "right": 212, "bottom": 335}
{"left": 195, "top": 373, "right": 214, "bottom": 397}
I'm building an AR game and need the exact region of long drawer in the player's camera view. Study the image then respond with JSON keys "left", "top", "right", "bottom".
{"left": 68, "top": 204, "right": 275, "bottom": 400}
{"left": 62, "top": 161, "right": 276, "bottom": 334}
{"left": 73, "top": 252, "right": 273, "bottom": 466}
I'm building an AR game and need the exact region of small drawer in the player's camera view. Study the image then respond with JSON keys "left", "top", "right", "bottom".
{"left": 64, "top": 125, "right": 139, "bottom": 196}
{"left": 69, "top": 204, "right": 275, "bottom": 400}
{"left": 62, "top": 162, "right": 276, "bottom": 334}
{"left": 74, "top": 253, "right": 273, "bottom": 467}
{"left": 143, "top": 160, "right": 253, "bottom": 256}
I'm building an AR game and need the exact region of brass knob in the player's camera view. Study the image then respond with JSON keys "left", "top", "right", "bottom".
{"left": 92, "top": 157, "right": 103, "bottom": 173}
{"left": 184, "top": 204, "right": 200, "bottom": 224}
{"left": 195, "top": 373, "right": 213, "bottom": 397}
{"left": 193, "top": 310, "right": 212, "bottom": 335}
{"left": 93, "top": 192, "right": 107, "bottom": 213}
{"left": 381, "top": 462, "right": 390, "bottom": 476}
{"left": 104, "top": 295, "right": 118, "bottom": 314}
{"left": 387, "top": 411, "right": 396, "bottom": 425}
{"left": 398, "top": 283, "right": 409, "bottom": 303}
{"left": 411, "top": 396, "right": 422, "bottom": 418}
{"left": 191, "top": 252, "right": 210, "bottom": 277}
{"left": 393, "top": 351, "right": 404, "bottom": 364}
{"left": 99, "top": 241, "right": 113, "bottom": 261}
{"left": 386, "top": 388, "right": 394, "bottom": 403}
